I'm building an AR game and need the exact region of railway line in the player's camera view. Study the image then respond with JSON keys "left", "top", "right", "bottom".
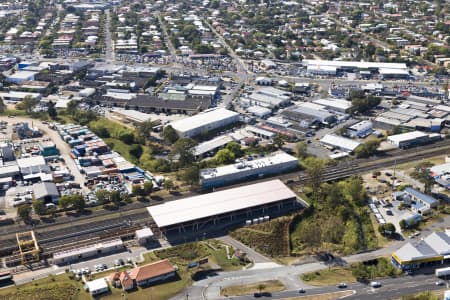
{"left": 0, "top": 141, "right": 449, "bottom": 259}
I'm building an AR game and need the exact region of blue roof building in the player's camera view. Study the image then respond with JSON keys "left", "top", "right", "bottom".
{"left": 404, "top": 187, "right": 438, "bottom": 209}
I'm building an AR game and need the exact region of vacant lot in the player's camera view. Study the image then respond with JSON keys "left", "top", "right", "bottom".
{"left": 301, "top": 268, "right": 356, "bottom": 286}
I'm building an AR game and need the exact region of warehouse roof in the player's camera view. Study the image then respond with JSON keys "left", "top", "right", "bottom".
{"left": 313, "top": 98, "right": 351, "bottom": 111}
{"left": 404, "top": 187, "right": 438, "bottom": 206}
{"left": 200, "top": 152, "right": 298, "bottom": 180}
{"left": 17, "top": 156, "right": 46, "bottom": 169}
{"left": 320, "top": 134, "right": 361, "bottom": 152}
{"left": 423, "top": 232, "right": 450, "bottom": 255}
{"left": 303, "top": 59, "right": 408, "bottom": 70}
{"left": 394, "top": 241, "right": 438, "bottom": 263}
{"left": 193, "top": 135, "right": 233, "bottom": 156}
{"left": 147, "top": 179, "right": 296, "bottom": 228}
{"left": 387, "top": 131, "right": 428, "bottom": 143}
{"left": 169, "top": 108, "right": 239, "bottom": 134}
{"left": 33, "top": 182, "right": 59, "bottom": 200}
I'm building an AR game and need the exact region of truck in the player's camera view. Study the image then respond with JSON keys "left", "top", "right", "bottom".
{"left": 435, "top": 267, "right": 450, "bottom": 277}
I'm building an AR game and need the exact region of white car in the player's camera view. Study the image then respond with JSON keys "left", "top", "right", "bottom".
{"left": 370, "top": 281, "right": 381, "bottom": 288}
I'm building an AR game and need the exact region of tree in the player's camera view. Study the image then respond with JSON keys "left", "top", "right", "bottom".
{"left": 298, "top": 223, "right": 322, "bottom": 250}
{"left": 399, "top": 219, "right": 407, "bottom": 230}
{"left": 109, "top": 190, "right": 121, "bottom": 206}
{"left": 273, "top": 134, "right": 287, "bottom": 149}
{"left": 95, "top": 189, "right": 111, "bottom": 205}
{"left": 343, "top": 177, "right": 366, "bottom": 206}
{"left": 215, "top": 148, "right": 235, "bottom": 164}
{"left": 171, "top": 138, "right": 197, "bottom": 166}
{"left": 294, "top": 141, "right": 308, "bottom": 159}
{"left": 162, "top": 125, "right": 179, "bottom": 144}
{"left": 32, "top": 200, "right": 45, "bottom": 215}
{"left": 59, "top": 195, "right": 72, "bottom": 210}
{"left": 164, "top": 179, "right": 174, "bottom": 192}
{"left": 129, "top": 144, "right": 143, "bottom": 159}
{"left": 47, "top": 101, "right": 57, "bottom": 119}
{"left": 303, "top": 157, "right": 325, "bottom": 198}
{"left": 119, "top": 132, "right": 134, "bottom": 144}
{"left": 16, "top": 96, "right": 39, "bottom": 114}
{"left": 132, "top": 184, "right": 146, "bottom": 200}
{"left": 355, "top": 139, "right": 380, "bottom": 158}
{"left": 181, "top": 165, "right": 200, "bottom": 186}
{"left": 17, "top": 204, "right": 32, "bottom": 223}
{"left": 0, "top": 97, "right": 6, "bottom": 113}
{"left": 143, "top": 181, "right": 153, "bottom": 196}
{"left": 226, "top": 142, "right": 242, "bottom": 157}
{"left": 257, "top": 283, "right": 266, "bottom": 294}
{"left": 71, "top": 195, "right": 85, "bottom": 211}
{"left": 136, "top": 120, "right": 155, "bottom": 141}
{"left": 66, "top": 100, "right": 78, "bottom": 116}
{"left": 379, "top": 223, "right": 396, "bottom": 236}
{"left": 412, "top": 162, "right": 434, "bottom": 194}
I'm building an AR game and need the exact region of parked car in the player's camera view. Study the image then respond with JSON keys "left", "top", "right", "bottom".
{"left": 337, "top": 283, "right": 347, "bottom": 288}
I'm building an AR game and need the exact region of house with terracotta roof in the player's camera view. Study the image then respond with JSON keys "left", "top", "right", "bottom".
{"left": 129, "top": 259, "right": 176, "bottom": 286}
{"left": 108, "top": 259, "right": 176, "bottom": 290}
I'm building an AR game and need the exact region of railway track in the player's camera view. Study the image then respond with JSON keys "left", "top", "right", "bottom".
{"left": 0, "top": 141, "right": 449, "bottom": 257}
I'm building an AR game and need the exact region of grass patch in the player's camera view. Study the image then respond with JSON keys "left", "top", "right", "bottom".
{"left": 230, "top": 215, "right": 293, "bottom": 257}
{"left": 301, "top": 268, "right": 356, "bottom": 286}
{"left": 0, "top": 273, "right": 90, "bottom": 300}
{"left": 221, "top": 280, "right": 285, "bottom": 296}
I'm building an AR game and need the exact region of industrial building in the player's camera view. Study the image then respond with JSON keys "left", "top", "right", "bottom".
{"left": 147, "top": 179, "right": 300, "bottom": 236}
{"left": 312, "top": 98, "right": 351, "bottom": 113}
{"left": 33, "top": 182, "right": 59, "bottom": 203}
{"left": 387, "top": 131, "right": 430, "bottom": 148}
{"left": 392, "top": 230, "right": 450, "bottom": 270}
{"left": 347, "top": 120, "right": 373, "bottom": 138}
{"left": 168, "top": 108, "right": 240, "bottom": 138}
{"left": 200, "top": 151, "right": 298, "bottom": 189}
{"left": 193, "top": 135, "right": 234, "bottom": 158}
{"left": 320, "top": 134, "right": 361, "bottom": 152}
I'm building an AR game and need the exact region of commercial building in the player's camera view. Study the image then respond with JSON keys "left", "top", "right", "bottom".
{"left": 200, "top": 151, "right": 298, "bottom": 189}
{"left": 147, "top": 179, "right": 299, "bottom": 235}
{"left": 168, "top": 108, "right": 240, "bottom": 138}
{"left": 33, "top": 182, "right": 59, "bottom": 203}
{"left": 6, "top": 71, "right": 37, "bottom": 84}
{"left": 347, "top": 120, "right": 373, "bottom": 138}
{"left": 387, "top": 131, "right": 430, "bottom": 149}
{"left": 320, "top": 134, "right": 361, "bottom": 152}
{"left": 392, "top": 231, "right": 450, "bottom": 270}
{"left": 84, "top": 279, "right": 109, "bottom": 296}
{"left": 53, "top": 239, "right": 124, "bottom": 265}
{"left": 0, "top": 91, "right": 41, "bottom": 102}
{"left": 303, "top": 60, "right": 408, "bottom": 74}
{"left": 313, "top": 98, "right": 351, "bottom": 113}
{"left": 135, "top": 227, "right": 154, "bottom": 245}
{"left": 404, "top": 187, "right": 438, "bottom": 214}
{"left": 193, "top": 135, "right": 234, "bottom": 158}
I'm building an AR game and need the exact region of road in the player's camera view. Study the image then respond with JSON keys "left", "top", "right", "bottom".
{"left": 104, "top": 9, "right": 114, "bottom": 62}
{"left": 156, "top": 12, "right": 177, "bottom": 62}
{"left": 216, "top": 236, "right": 273, "bottom": 264}
{"left": 222, "top": 275, "right": 446, "bottom": 300}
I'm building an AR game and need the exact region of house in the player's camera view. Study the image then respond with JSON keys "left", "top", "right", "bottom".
{"left": 84, "top": 278, "right": 109, "bottom": 296}
{"left": 129, "top": 259, "right": 175, "bottom": 286}
{"left": 109, "top": 260, "right": 176, "bottom": 290}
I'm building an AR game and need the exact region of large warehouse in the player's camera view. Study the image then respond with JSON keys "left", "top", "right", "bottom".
{"left": 168, "top": 108, "right": 240, "bottom": 138}
{"left": 387, "top": 131, "right": 430, "bottom": 148}
{"left": 392, "top": 231, "right": 450, "bottom": 270}
{"left": 200, "top": 151, "right": 298, "bottom": 189}
{"left": 147, "top": 179, "right": 300, "bottom": 236}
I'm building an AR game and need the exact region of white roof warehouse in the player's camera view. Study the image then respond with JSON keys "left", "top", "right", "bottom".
{"left": 147, "top": 179, "right": 299, "bottom": 234}
{"left": 168, "top": 108, "right": 240, "bottom": 138}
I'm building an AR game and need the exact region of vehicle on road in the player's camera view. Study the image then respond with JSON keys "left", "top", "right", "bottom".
{"left": 298, "top": 288, "right": 305, "bottom": 293}
{"left": 370, "top": 281, "right": 381, "bottom": 288}
{"left": 435, "top": 280, "right": 444, "bottom": 286}
{"left": 435, "top": 266, "right": 450, "bottom": 277}
{"left": 337, "top": 283, "right": 347, "bottom": 288}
